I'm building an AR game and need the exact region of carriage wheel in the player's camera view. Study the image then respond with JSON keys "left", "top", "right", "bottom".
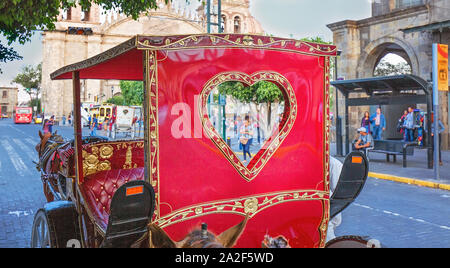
{"left": 31, "top": 210, "right": 55, "bottom": 248}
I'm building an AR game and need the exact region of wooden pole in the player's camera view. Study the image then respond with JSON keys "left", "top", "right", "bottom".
{"left": 72, "top": 71, "right": 86, "bottom": 247}
{"left": 73, "top": 71, "right": 84, "bottom": 185}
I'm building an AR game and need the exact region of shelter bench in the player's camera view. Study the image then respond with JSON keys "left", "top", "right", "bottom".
{"left": 367, "top": 140, "right": 416, "bottom": 168}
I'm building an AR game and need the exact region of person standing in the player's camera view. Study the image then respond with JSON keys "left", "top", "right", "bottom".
{"left": 240, "top": 116, "right": 254, "bottom": 164}
{"left": 68, "top": 114, "right": 72, "bottom": 126}
{"left": 397, "top": 110, "right": 408, "bottom": 137}
{"left": 48, "top": 116, "right": 55, "bottom": 134}
{"left": 361, "top": 111, "right": 371, "bottom": 134}
{"left": 90, "top": 115, "right": 98, "bottom": 136}
{"left": 403, "top": 107, "right": 415, "bottom": 142}
{"left": 62, "top": 115, "right": 66, "bottom": 126}
{"left": 370, "top": 107, "right": 386, "bottom": 140}
{"left": 42, "top": 119, "right": 50, "bottom": 134}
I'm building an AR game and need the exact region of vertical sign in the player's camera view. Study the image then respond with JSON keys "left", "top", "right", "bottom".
{"left": 437, "top": 44, "right": 448, "bottom": 92}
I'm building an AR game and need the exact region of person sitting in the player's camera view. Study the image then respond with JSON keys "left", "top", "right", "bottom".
{"left": 354, "top": 127, "right": 374, "bottom": 155}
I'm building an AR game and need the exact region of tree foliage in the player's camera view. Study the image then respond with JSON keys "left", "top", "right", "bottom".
{"left": 218, "top": 81, "right": 283, "bottom": 105}
{"left": 0, "top": 0, "right": 173, "bottom": 69}
{"left": 12, "top": 62, "right": 42, "bottom": 103}
{"left": 374, "top": 59, "right": 412, "bottom": 77}
{"left": 107, "top": 81, "right": 143, "bottom": 106}
{"left": 218, "top": 81, "right": 283, "bottom": 126}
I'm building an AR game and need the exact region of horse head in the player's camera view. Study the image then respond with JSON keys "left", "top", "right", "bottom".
{"left": 143, "top": 216, "right": 248, "bottom": 248}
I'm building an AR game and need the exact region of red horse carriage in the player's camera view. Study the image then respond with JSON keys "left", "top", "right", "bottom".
{"left": 31, "top": 34, "right": 370, "bottom": 248}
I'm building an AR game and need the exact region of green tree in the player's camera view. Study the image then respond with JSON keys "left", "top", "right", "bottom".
{"left": 107, "top": 81, "right": 143, "bottom": 106}
{"left": 12, "top": 62, "right": 42, "bottom": 108}
{"left": 218, "top": 81, "right": 283, "bottom": 127}
{"left": 106, "top": 95, "right": 125, "bottom": 106}
{"left": 0, "top": 0, "right": 180, "bottom": 71}
{"left": 374, "top": 59, "right": 412, "bottom": 77}
{"left": 120, "top": 81, "right": 143, "bottom": 106}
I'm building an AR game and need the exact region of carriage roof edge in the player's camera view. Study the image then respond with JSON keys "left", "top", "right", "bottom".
{"left": 50, "top": 34, "right": 338, "bottom": 81}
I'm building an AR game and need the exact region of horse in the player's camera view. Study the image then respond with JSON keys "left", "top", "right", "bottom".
{"left": 35, "top": 130, "right": 67, "bottom": 202}
{"left": 132, "top": 216, "right": 249, "bottom": 248}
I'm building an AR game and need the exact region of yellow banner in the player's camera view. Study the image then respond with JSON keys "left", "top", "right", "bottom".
{"left": 437, "top": 44, "right": 448, "bottom": 91}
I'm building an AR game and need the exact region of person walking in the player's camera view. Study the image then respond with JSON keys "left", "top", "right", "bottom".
{"left": 90, "top": 115, "right": 98, "bottom": 136}
{"left": 240, "top": 116, "right": 254, "bottom": 164}
{"left": 62, "top": 115, "right": 66, "bottom": 126}
{"left": 68, "top": 114, "right": 72, "bottom": 126}
{"left": 361, "top": 111, "right": 371, "bottom": 134}
{"left": 403, "top": 107, "right": 415, "bottom": 142}
{"left": 370, "top": 107, "right": 386, "bottom": 140}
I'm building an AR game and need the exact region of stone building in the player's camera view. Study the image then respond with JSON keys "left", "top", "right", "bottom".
{"left": 41, "top": 0, "right": 264, "bottom": 120}
{"left": 0, "top": 87, "right": 18, "bottom": 118}
{"left": 327, "top": 0, "right": 450, "bottom": 149}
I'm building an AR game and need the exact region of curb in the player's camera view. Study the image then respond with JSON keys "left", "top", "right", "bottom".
{"left": 368, "top": 172, "right": 450, "bottom": 191}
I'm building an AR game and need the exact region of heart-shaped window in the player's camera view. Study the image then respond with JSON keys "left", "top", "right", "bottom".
{"left": 200, "top": 72, "right": 297, "bottom": 181}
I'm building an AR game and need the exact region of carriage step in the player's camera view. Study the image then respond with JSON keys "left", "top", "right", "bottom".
{"left": 101, "top": 181, "right": 155, "bottom": 248}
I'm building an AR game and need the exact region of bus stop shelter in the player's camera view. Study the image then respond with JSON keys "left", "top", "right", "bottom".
{"left": 331, "top": 75, "right": 433, "bottom": 169}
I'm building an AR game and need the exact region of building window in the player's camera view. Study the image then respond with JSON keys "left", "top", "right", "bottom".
{"left": 2, "top": 91, "right": 7, "bottom": 98}
{"left": 221, "top": 15, "right": 227, "bottom": 33}
{"left": 81, "top": 9, "right": 90, "bottom": 21}
{"left": 234, "top": 16, "right": 241, "bottom": 34}
{"left": 66, "top": 7, "right": 72, "bottom": 20}
{"left": 396, "top": 0, "right": 424, "bottom": 9}
{"left": 1, "top": 106, "right": 7, "bottom": 114}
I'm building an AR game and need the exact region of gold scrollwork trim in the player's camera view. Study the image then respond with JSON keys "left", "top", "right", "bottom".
{"left": 137, "top": 34, "right": 337, "bottom": 57}
{"left": 154, "top": 190, "right": 329, "bottom": 229}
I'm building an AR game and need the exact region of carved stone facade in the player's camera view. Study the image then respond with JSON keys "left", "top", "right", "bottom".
{"left": 0, "top": 87, "right": 18, "bottom": 118}
{"left": 327, "top": 0, "right": 450, "bottom": 149}
{"left": 41, "top": 0, "right": 264, "bottom": 119}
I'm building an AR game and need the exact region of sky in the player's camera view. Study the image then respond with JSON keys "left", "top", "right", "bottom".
{"left": 0, "top": 0, "right": 373, "bottom": 101}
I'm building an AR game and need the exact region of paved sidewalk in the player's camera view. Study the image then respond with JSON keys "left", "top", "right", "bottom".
{"left": 330, "top": 143, "right": 450, "bottom": 187}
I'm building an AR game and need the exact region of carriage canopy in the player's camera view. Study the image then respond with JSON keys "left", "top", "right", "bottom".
{"left": 51, "top": 34, "right": 337, "bottom": 248}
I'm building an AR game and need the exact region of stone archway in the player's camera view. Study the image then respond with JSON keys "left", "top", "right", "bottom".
{"left": 357, "top": 36, "right": 419, "bottom": 78}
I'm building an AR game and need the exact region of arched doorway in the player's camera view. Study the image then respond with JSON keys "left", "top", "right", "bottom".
{"left": 359, "top": 40, "right": 419, "bottom": 140}
{"left": 357, "top": 37, "right": 419, "bottom": 78}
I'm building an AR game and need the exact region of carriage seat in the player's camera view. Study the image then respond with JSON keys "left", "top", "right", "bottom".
{"left": 82, "top": 168, "right": 145, "bottom": 231}
{"left": 78, "top": 140, "right": 145, "bottom": 232}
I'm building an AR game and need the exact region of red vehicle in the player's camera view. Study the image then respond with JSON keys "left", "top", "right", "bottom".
{"left": 32, "top": 34, "right": 370, "bottom": 248}
{"left": 14, "top": 107, "right": 33, "bottom": 124}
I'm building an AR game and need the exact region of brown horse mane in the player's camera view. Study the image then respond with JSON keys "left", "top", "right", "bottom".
{"left": 133, "top": 215, "right": 249, "bottom": 248}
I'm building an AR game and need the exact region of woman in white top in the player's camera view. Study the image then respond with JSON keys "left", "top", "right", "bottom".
{"left": 240, "top": 116, "right": 253, "bottom": 164}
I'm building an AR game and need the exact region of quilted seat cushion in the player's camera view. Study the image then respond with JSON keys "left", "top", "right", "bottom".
{"left": 81, "top": 168, "right": 145, "bottom": 231}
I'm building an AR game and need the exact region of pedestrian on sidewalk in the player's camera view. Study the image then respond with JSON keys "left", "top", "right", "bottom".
{"left": 361, "top": 111, "right": 371, "bottom": 134}
{"left": 62, "top": 115, "right": 66, "bottom": 126}
{"left": 403, "top": 107, "right": 415, "bottom": 142}
{"left": 90, "top": 115, "right": 98, "bottom": 136}
{"left": 370, "top": 107, "right": 386, "bottom": 140}
{"left": 240, "top": 115, "right": 253, "bottom": 164}
{"left": 397, "top": 110, "right": 408, "bottom": 136}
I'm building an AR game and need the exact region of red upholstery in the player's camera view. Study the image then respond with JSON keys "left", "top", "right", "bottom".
{"left": 81, "top": 168, "right": 145, "bottom": 231}
{"left": 78, "top": 140, "right": 145, "bottom": 232}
